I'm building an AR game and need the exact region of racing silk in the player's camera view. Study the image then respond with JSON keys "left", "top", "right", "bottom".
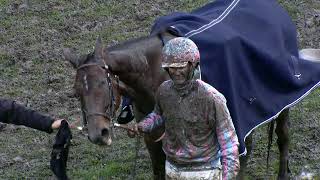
{"left": 139, "top": 79, "right": 240, "bottom": 180}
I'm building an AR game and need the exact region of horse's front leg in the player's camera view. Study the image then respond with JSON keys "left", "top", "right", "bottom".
{"left": 133, "top": 106, "right": 166, "bottom": 180}
{"left": 275, "top": 109, "right": 290, "bottom": 180}
{"left": 144, "top": 135, "right": 166, "bottom": 180}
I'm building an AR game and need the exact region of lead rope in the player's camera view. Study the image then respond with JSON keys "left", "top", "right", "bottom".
{"left": 130, "top": 104, "right": 140, "bottom": 180}
{"left": 102, "top": 62, "right": 140, "bottom": 179}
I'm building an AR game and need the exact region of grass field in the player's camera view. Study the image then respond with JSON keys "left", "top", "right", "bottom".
{"left": 0, "top": 0, "right": 319, "bottom": 179}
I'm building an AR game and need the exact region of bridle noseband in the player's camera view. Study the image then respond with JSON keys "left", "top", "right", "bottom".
{"left": 76, "top": 62, "right": 119, "bottom": 130}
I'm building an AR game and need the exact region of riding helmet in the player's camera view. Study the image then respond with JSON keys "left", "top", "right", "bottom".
{"left": 162, "top": 37, "right": 200, "bottom": 68}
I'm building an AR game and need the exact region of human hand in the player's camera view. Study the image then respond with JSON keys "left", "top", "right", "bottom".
{"left": 126, "top": 123, "right": 144, "bottom": 138}
{"left": 125, "top": 123, "right": 136, "bottom": 138}
{"left": 51, "top": 119, "right": 64, "bottom": 129}
{"left": 51, "top": 117, "right": 81, "bottom": 130}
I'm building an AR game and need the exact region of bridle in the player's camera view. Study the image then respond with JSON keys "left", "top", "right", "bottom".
{"left": 76, "top": 62, "right": 119, "bottom": 131}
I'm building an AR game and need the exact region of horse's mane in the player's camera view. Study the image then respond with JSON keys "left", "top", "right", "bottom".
{"left": 78, "top": 34, "right": 161, "bottom": 72}
{"left": 105, "top": 34, "right": 161, "bottom": 73}
{"left": 107, "top": 35, "right": 157, "bottom": 51}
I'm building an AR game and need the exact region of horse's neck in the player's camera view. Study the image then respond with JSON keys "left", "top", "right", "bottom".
{"left": 107, "top": 33, "right": 175, "bottom": 115}
{"left": 106, "top": 35, "right": 163, "bottom": 96}
{"left": 106, "top": 36, "right": 161, "bottom": 73}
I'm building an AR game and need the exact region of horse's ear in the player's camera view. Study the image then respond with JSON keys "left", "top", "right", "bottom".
{"left": 63, "top": 48, "right": 79, "bottom": 68}
{"left": 94, "top": 37, "right": 104, "bottom": 59}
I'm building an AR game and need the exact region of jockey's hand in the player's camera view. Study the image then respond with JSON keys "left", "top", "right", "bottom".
{"left": 127, "top": 123, "right": 138, "bottom": 138}
{"left": 137, "top": 122, "right": 144, "bottom": 134}
{"left": 127, "top": 123, "right": 142, "bottom": 138}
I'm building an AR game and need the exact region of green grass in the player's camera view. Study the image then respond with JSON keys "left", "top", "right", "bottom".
{"left": 0, "top": 0, "right": 9, "bottom": 6}
{"left": 72, "top": 161, "right": 131, "bottom": 179}
{"left": 278, "top": 0, "right": 300, "bottom": 20}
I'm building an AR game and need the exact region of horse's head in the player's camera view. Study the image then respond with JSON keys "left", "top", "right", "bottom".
{"left": 64, "top": 38, "right": 120, "bottom": 145}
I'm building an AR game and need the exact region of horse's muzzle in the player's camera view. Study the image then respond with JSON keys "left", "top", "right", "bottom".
{"left": 87, "top": 127, "right": 112, "bottom": 146}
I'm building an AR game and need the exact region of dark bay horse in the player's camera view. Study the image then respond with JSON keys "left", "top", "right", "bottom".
{"left": 63, "top": 31, "right": 291, "bottom": 179}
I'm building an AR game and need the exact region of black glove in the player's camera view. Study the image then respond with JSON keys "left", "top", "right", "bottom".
{"left": 50, "top": 120, "right": 72, "bottom": 180}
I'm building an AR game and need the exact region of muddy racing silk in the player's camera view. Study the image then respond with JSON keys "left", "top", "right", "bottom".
{"left": 139, "top": 79, "right": 240, "bottom": 180}
{"left": 151, "top": 0, "right": 320, "bottom": 157}
{"left": 165, "top": 160, "right": 222, "bottom": 180}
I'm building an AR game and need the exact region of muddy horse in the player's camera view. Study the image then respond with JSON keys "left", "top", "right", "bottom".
{"left": 64, "top": 1, "right": 320, "bottom": 179}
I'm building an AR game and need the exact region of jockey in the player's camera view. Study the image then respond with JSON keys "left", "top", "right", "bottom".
{"left": 135, "top": 37, "right": 240, "bottom": 180}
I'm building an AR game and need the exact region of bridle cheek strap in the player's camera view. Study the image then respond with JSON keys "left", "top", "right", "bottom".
{"left": 77, "top": 63, "right": 118, "bottom": 131}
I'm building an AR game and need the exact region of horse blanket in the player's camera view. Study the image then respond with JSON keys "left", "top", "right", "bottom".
{"left": 151, "top": 0, "right": 320, "bottom": 155}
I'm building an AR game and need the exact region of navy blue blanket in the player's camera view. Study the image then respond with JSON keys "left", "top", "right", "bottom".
{"left": 151, "top": 0, "right": 320, "bottom": 155}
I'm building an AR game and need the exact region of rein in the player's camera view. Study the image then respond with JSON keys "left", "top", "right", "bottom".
{"left": 77, "top": 63, "right": 119, "bottom": 131}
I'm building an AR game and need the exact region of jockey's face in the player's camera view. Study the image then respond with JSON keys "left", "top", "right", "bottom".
{"left": 168, "top": 63, "right": 192, "bottom": 85}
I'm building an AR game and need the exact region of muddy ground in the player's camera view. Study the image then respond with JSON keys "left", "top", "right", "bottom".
{"left": 0, "top": 0, "right": 319, "bottom": 179}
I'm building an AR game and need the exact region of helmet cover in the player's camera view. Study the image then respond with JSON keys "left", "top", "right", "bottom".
{"left": 162, "top": 37, "right": 200, "bottom": 68}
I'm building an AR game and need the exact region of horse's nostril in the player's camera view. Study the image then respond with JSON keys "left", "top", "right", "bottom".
{"left": 101, "top": 128, "right": 109, "bottom": 137}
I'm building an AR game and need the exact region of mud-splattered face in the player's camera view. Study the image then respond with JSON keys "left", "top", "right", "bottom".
{"left": 167, "top": 65, "right": 191, "bottom": 85}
